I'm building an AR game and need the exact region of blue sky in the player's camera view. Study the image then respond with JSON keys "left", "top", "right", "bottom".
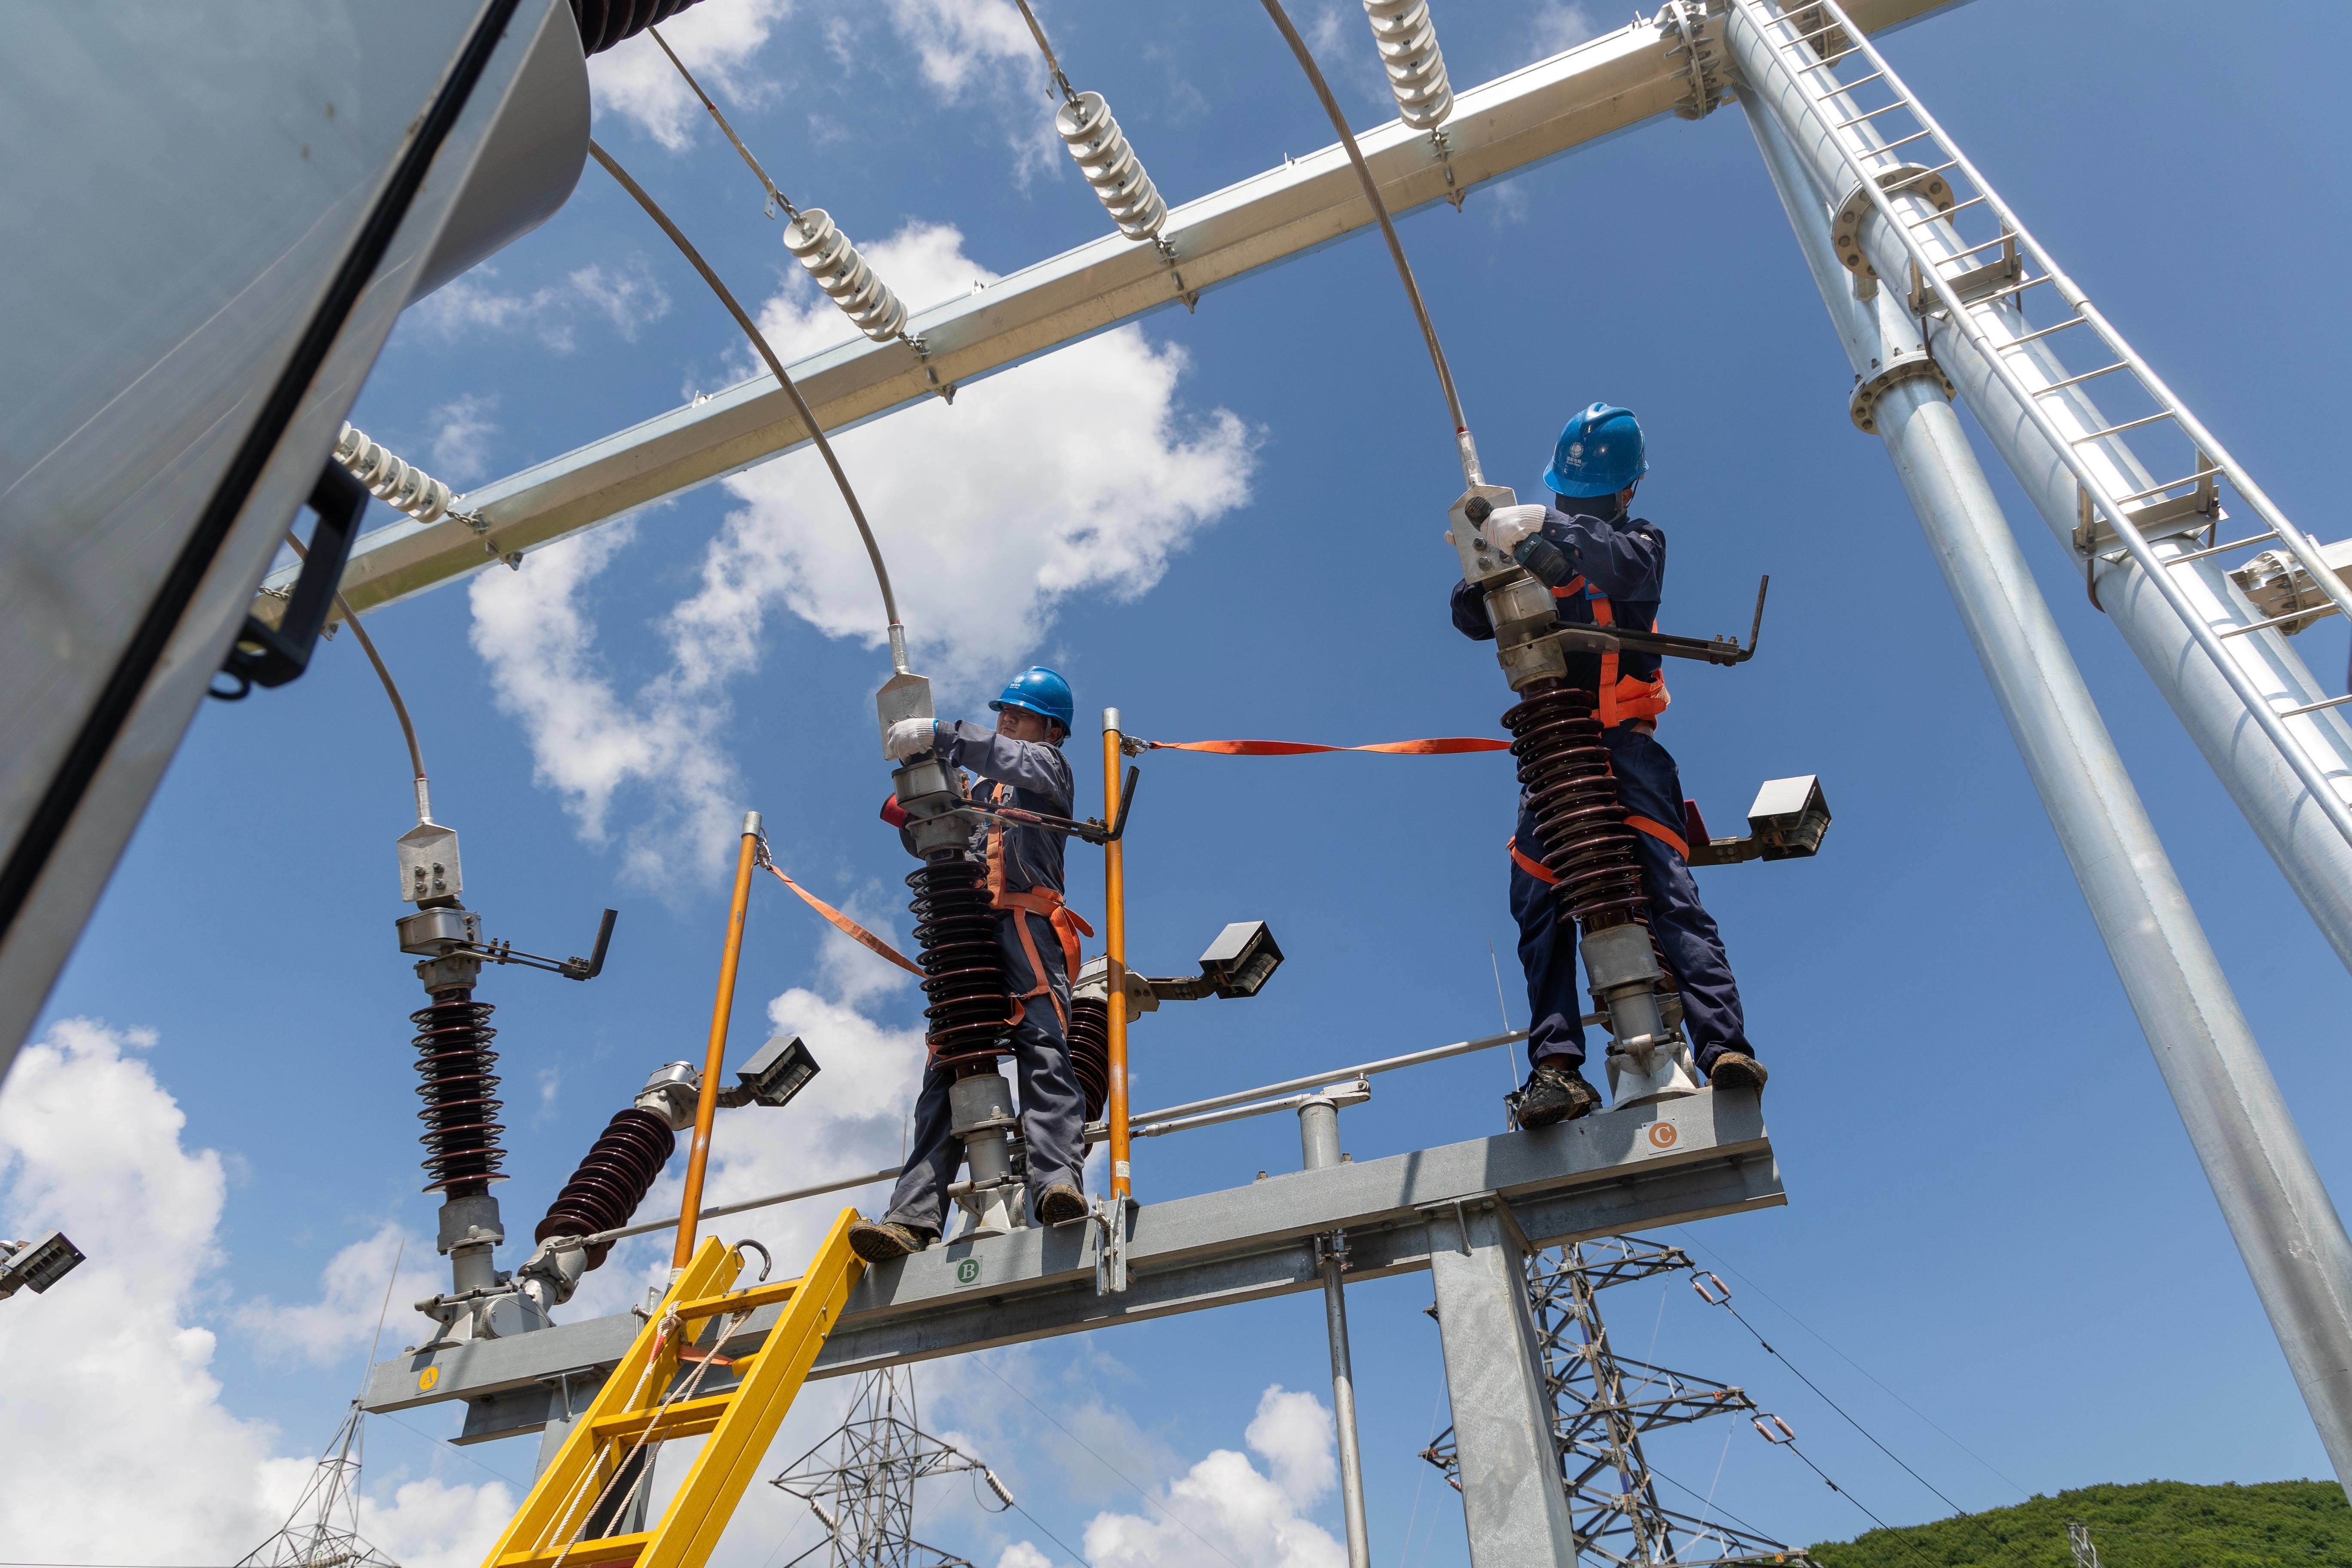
{"left": 7, "top": 2, "right": 2351, "bottom": 1564}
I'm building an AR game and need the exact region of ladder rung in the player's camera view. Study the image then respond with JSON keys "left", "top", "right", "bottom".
{"left": 2069, "top": 410, "right": 2175, "bottom": 444}
{"left": 1911, "top": 194, "right": 1985, "bottom": 226}
{"left": 1833, "top": 101, "right": 1910, "bottom": 131}
{"left": 1946, "top": 231, "right": 2015, "bottom": 263}
{"left": 2220, "top": 603, "right": 2340, "bottom": 639}
{"left": 2002, "top": 316, "right": 2089, "bottom": 350}
{"left": 498, "top": 1531, "right": 653, "bottom": 1568}
{"left": 2117, "top": 468, "right": 2226, "bottom": 507}
{"left": 2032, "top": 360, "right": 2129, "bottom": 395}
{"left": 1777, "top": 18, "right": 1848, "bottom": 49}
{"left": 2169, "top": 531, "right": 2276, "bottom": 566}
{"left": 1972, "top": 273, "right": 2052, "bottom": 306}
{"left": 589, "top": 1390, "right": 740, "bottom": 1446}
{"left": 674, "top": 1276, "right": 801, "bottom": 1320}
{"left": 2280, "top": 692, "right": 2352, "bottom": 719}
{"left": 1871, "top": 128, "right": 1936, "bottom": 156}
{"left": 1817, "top": 69, "right": 1883, "bottom": 98}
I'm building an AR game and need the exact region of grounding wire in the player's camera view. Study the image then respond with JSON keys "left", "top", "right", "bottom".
{"left": 1673, "top": 1227, "right": 2032, "bottom": 1500}
{"left": 282, "top": 532, "right": 433, "bottom": 823}
{"left": 1255, "top": 0, "right": 1473, "bottom": 471}
{"left": 972, "top": 1353, "right": 1245, "bottom": 1568}
{"left": 589, "top": 138, "right": 910, "bottom": 671}
{"left": 1008, "top": 0, "right": 1078, "bottom": 102}
{"left": 998, "top": 1494, "right": 1093, "bottom": 1568}
{"left": 646, "top": 25, "right": 797, "bottom": 220}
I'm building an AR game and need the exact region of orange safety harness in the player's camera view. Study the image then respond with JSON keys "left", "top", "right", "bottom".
{"left": 984, "top": 781, "right": 1094, "bottom": 1029}
{"left": 1144, "top": 736, "right": 1510, "bottom": 756}
{"left": 1553, "top": 576, "right": 1670, "bottom": 730}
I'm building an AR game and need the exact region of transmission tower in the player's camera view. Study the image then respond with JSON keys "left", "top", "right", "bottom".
{"left": 1424, "top": 1235, "right": 1812, "bottom": 1567}
{"left": 239, "top": 1400, "right": 398, "bottom": 1568}
{"left": 2067, "top": 1521, "right": 2101, "bottom": 1568}
{"left": 769, "top": 1367, "right": 1011, "bottom": 1568}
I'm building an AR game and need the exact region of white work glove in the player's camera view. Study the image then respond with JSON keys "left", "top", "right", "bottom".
{"left": 1481, "top": 503, "right": 1547, "bottom": 553}
{"left": 884, "top": 717, "right": 938, "bottom": 761}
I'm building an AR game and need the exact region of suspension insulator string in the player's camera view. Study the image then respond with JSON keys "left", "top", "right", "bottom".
{"left": 1363, "top": 0, "right": 1455, "bottom": 130}
{"left": 1011, "top": 0, "right": 1170, "bottom": 244}
{"left": 1256, "top": 0, "right": 1480, "bottom": 484}
{"left": 589, "top": 138, "right": 910, "bottom": 671}
{"left": 647, "top": 27, "right": 916, "bottom": 350}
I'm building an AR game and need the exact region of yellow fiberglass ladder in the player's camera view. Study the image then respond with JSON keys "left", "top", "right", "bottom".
{"left": 482, "top": 1210, "right": 864, "bottom": 1568}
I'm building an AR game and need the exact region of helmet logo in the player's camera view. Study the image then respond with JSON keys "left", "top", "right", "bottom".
{"left": 1567, "top": 442, "right": 1584, "bottom": 459}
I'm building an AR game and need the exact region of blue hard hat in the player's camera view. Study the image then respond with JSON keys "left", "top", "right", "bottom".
{"left": 989, "top": 666, "right": 1075, "bottom": 733}
{"left": 1542, "top": 403, "right": 1648, "bottom": 498}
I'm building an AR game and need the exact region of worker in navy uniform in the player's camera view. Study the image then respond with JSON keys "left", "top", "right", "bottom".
{"left": 1451, "top": 404, "right": 1764, "bottom": 1126}
{"left": 852, "top": 667, "right": 1094, "bottom": 1260}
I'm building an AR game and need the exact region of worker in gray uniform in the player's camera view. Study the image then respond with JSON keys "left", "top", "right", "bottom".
{"left": 851, "top": 667, "right": 1093, "bottom": 1261}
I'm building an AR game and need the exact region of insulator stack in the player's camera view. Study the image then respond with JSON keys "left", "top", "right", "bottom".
{"left": 907, "top": 858, "right": 1016, "bottom": 1070}
{"left": 536, "top": 1107, "right": 675, "bottom": 1268}
{"left": 783, "top": 208, "right": 910, "bottom": 342}
{"left": 1053, "top": 92, "right": 1167, "bottom": 242}
{"left": 1066, "top": 995, "right": 1111, "bottom": 1121}
{"left": 335, "top": 423, "right": 454, "bottom": 525}
{"left": 1503, "top": 682, "right": 1648, "bottom": 931}
{"left": 1363, "top": 0, "right": 1454, "bottom": 130}
{"left": 411, "top": 992, "right": 505, "bottom": 1196}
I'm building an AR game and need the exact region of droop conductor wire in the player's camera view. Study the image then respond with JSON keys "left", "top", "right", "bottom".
{"left": 587, "top": 138, "right": 910, "bottom": 671}
{"left": 1256, "top": 0, "right": 1479, "bottom": 482}
{"left": 283, "top": 530, "right": 435, "bottom": 824}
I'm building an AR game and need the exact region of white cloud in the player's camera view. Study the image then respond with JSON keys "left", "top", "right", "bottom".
{"left": 0, "top": 1019, "right": 508, "bottom": 1565}
{"left": 235, "top": 1222, "right": 444, "bottom": 1367}
{"left": 993, "top": 1384, "right": 1345, "bottom": 1568}
{"left": 470, "top": 221, "right": 1254, "bottom": 887}
{"left": 408, "top": 262, "right": 671, "bottom": 354}
{"left": 1529, "top": 0, "right": 1604, "bottom": 55}
{"left": 590, "top": 0, "right": 796, "bottom": 152}
{"left": 998, "top": 1543, "right": 1056, "bottom": 1568}
{"left": 429, "top": 393, "right": 500, "bottom": 484}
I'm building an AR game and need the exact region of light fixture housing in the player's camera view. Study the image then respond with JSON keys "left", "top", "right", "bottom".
{"left": 0, "top": 1231, "right": 84, "bottom": 1299}
{"left": 719, "top": 1035, "right": 821, "bottom": 1109}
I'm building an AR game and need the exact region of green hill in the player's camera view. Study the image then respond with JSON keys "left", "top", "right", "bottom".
{"left": 1804, "top": 1479, "right": 2351, "bottom": 1567}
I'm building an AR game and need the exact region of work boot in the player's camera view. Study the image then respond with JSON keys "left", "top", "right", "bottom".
{"left": 848, "top": 1218, "right": 934, "bottom": 1262}
{"left": 1511, "top": 1060, "right": 1602, "bottom": 1128}
{"left": 1036, "top": 1183, "right": 1089, "bottom": 1227}
{"left": 1707, "top": 1051, "right": 1768, "bottom": 1092}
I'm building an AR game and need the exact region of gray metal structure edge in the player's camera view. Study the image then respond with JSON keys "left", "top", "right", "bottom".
{"left": 302, "top": 0, "right": 1955, "bottom": 616}
{"left": 363, "top": 1089, "right": 1779, "bottom": 1442}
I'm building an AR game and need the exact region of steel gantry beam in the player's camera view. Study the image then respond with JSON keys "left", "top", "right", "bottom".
{"left": 297, "top": 0, "right": 1959, "bottom": 616}
{"left": 361, "top": 1087, "right": 1779, "bottom": 1555}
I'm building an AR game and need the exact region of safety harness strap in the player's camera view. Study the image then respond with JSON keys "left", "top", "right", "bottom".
{"left": 1146, "top": 736, "right": 1509, "bottom": 756}
{"left": 763, "top": 863, "right": 924, "bottom": 977}
{"left": 1624, "top": 815, "right": 1690, "bottom": 860}
{"left": 985, "top": 782, "right": 1095, "bottom": 1029}
{"left": 1507, "top": 835, "right": 1559, "bottom": 885}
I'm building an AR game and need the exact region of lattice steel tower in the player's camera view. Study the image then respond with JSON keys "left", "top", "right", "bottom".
{"left": 770, "top": 1367, "right": 1011, "bottom": 1568}
{"left": 1424, "top": 1236, "right": 1810, "bottom": 1567}
{"left": 238, "top": 1400, "right": 398, "bottom": 1568}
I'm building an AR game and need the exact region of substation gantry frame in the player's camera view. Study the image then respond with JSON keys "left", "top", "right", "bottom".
{"left": 331, "top": 0, "right": 2352, "bottom": 1555}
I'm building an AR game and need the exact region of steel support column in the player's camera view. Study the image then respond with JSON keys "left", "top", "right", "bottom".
{"left": 1740, "top": 84, "right": 2352, "bottom": 1489}
{"left": 1724, "top": 0, "right": 2352, "bottom": 973}
{"left": 1428, "top": 1200, "right": 1579, "bottom": 1566}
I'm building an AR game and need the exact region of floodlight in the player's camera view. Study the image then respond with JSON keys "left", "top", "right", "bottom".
{"left": 1746, "top": 776, "right": 1831, "bottom": 861}
{"left": 0, "top": 1231, "right": 84, "bottom": 1300}
{"left": 718, "top": 1035, "right": 821, "bottom": 1109}
{"left": 1197, "top": 921, "right": 1283, "bottom": 999}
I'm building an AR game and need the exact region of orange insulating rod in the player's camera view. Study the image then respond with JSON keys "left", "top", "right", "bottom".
{"left": 1101, "top": 710, "right": 1133, "bottom": 1201}
{"left": 674, "top": 811, "right": 762, "bottom": 1269}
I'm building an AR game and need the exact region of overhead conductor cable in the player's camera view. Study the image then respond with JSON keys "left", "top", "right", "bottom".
{"left": 648, "top": 27, "right": 912, "bottom": 345}
{"left": 1256, "top": 0, "right": 1479, "bottom": 483}
{"left": 588, "top": 139, "right": 910, "bottom": 671}
{"left": 1011, "top": 0, "right": 1170, "bottom": 243}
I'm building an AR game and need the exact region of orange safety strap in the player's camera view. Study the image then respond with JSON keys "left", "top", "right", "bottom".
{"left": 762, "top": 863, "right": 924, "bottom": 977}
{"left": 1624, "top": 815, "right": 1690, "bottom": 860}
{"left": 1147, "top": 737, "right": 1509, "bottom": 756}
{"left": 985, "top": 783, "right": 1096, "bottom": 1027}
{"left": 1585, "top": 591, "right": 1670, "bottom": 729}
{"left": 1507, "top": 835, "right": 1559, "bottom": 885}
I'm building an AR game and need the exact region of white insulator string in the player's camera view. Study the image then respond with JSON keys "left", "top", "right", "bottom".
{"left": 1054, "top": 92, "right": 1169, "bottom": 242}
{"left": 1363, "top": 0, "right": 1453, "bottom": 130}
{"left": 782, "top": 209, "right": 911, "bottom": 342}
{"left": 334, "top": 423, "right": 459, "bottom": 527}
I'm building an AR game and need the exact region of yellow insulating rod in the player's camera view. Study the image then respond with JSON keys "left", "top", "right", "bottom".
{"left": 674, "top": 811, "right": 763, "bottom": 1270}
{"left": 1101, "top": 710, "right": 1133, "bottom": 1201}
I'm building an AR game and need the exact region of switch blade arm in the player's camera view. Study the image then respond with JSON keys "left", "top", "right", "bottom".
{"left": 1546, "top": 576, "right": 1769, "bottom": 667}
